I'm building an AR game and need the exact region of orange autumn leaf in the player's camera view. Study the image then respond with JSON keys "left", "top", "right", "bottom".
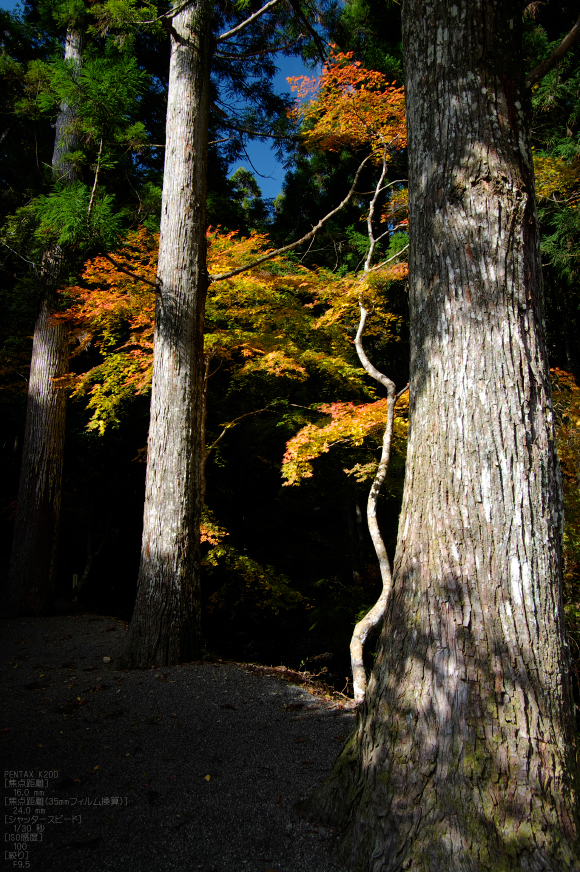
{"left": 289, "top": 49, "right": 406, "bottom": 159}
{"left": 282, "top": 395, "right": 409, "bottom": 485}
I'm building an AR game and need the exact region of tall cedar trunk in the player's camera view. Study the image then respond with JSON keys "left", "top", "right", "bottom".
{"left": 117, "top": 1, "right": 212, "bottom": 667}
{"left": 5, "top": 28, "right": 83, "bottom": 616}
{"left": 304, "top": 2, "right": 580, "bottom": 869}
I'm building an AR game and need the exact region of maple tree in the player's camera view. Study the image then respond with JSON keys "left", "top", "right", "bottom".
{"left": 58, "top": 223, "right": 396, "bottom": 635}
{"left": 61, "top": 227, "right": 373, "bottom": 432}
{"left": 289, "top": 48, "right": 405, "bottom": 156}
{"left": 283, "top": 47, "right": 410, "bottom": 699}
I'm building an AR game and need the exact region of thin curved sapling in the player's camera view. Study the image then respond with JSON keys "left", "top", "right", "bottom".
{"left": 284, "top": 51, "right": 409, "bottom": 703}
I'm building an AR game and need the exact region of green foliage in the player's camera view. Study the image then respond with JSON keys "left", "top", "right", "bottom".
{"left": 34, "top": 183, "right": 122, "bottom": 250}
{"left": 89, "top": 0, "right": 163, "bottom": 40}
{"left": 524, "top": 10, "right": 580, "bottom": 378}
{"left": 17, "top": 50, "right": 148, "bottom": 136}
{"left": 0, "top": 53, "right": 23, "bottom": 78}
{"left": 330, "top": 0, "right": 403, "bottom": 80}
{"left": 137, "top": 181, "right": 163, "bottom": 232}
{"left": 551, "top": 369, "right": 580, "bottom": 659}
{"left": 52, "top": 0, "right": 90, "bottom": 28}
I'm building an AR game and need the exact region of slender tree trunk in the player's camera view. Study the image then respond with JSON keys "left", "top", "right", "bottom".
{"left": 303, "top": 2, "right": 580, "bottom": 869}
{"left": 350, "top": 306, "right": 397, "bottom": 705}
{"left": 5, "top": 28, "right": 83, "bottom": 616}
{"left": 118, "top": 1, "right": 212, "bottom": 667}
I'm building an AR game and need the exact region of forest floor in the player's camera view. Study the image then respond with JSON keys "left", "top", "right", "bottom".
{"left": 1, "top": 611, "right": 356, "bottom": 872}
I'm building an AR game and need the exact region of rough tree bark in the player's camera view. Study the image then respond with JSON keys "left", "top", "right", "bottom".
{"left": 5, "top": 28, "right": 83, "bottom": 616}
{"left": 117, "top": 0, "right": 212, "bottom": 667}
{"left": 303, "top": 2, "right": 580, "bottom": 869}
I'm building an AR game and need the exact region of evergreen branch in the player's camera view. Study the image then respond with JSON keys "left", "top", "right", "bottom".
{"left": 217, "top": 118, "right": 300, "bottom": 142}
{"left": 140, "top": 0, "right": 195, "bottom": 25}
{"left": 526, "top": 14, "right": 580, "bottom": 88}
{"left": 217, "top": 0, "right": 283, "bottom": 43}
{"left": 213, "top": 99, "right": 299, "bottom": 141}
{"left": 287, "top": 0, "right": 327, "bottom": 61}
{"left": 215, "top": 36, "right": 302, "bottom": 59}
{"left": 210, "top": 154, "right": 372, "bottom": 283}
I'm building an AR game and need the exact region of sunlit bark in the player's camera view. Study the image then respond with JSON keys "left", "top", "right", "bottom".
{"left": 304, "top": 2, "right": 580, "bottom": 869}
{"left": 117, "top": 0, "right": 212, "bottom": 667}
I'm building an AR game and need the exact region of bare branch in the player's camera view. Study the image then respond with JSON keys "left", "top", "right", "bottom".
{"left": 210, "top": 154, "right": 372, "bottom": 283}
{"left": 102, "top": 253, "right": 159, "bottom": 290}
{"left": 355, "top": 306, "right": 395, "bottom": 395}
{"left": 205, "top": 405, "right": 275, "bottom": 457}
{"left": 217, "top": 119, "right": 300, "bottom": 142}
{"left": 349, "top": 154, "right": 410, "bottom": 704}
{"left": 367, "top": 242, "right": 409, "bottom": 273}
{"left": 87, "top": 137, "right": 103, "bottom": 222}
{"left": 217, "top": 0, "right": 282, "bottom": 43}
{"left": 526, "top": 15, "right": 580, "bottom": 88}
{"left": 356, "top": 179, "right": 408, "bottom": 195}
{"left": 396, "top": 382, "right": 410, "bottom": 401}
{"left": 0, "top": 240, "right": 39, "bottom": 269}
{"left": 363, "top": 148, "right": 389, "bottom": 273}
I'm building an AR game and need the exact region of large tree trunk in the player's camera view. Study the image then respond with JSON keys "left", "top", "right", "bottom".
{"left": 117, "top": 0, "right": 212, "bottom": 667}
{"left": 304, "top": 2, "right": 580, "bottom": 869}
{"left": 5, "top": 28, "right": 83, "bottom": 616}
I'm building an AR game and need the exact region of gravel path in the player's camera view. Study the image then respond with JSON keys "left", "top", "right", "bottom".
{"left": 1, "top": 613, "right": 355, "bottom": 872}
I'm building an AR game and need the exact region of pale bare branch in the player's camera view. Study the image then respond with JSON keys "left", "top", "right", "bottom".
{"left": 350, "top": 306, "right": 397, "bottom": 705}
{"left": 217, "top": 0, "right": 282, "bottom": 43}
{"left": 367, "top": 242, "right": 409, "bottom": 273}
{"left": 210, "top": 154, "right": 372, "bottom": 283}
